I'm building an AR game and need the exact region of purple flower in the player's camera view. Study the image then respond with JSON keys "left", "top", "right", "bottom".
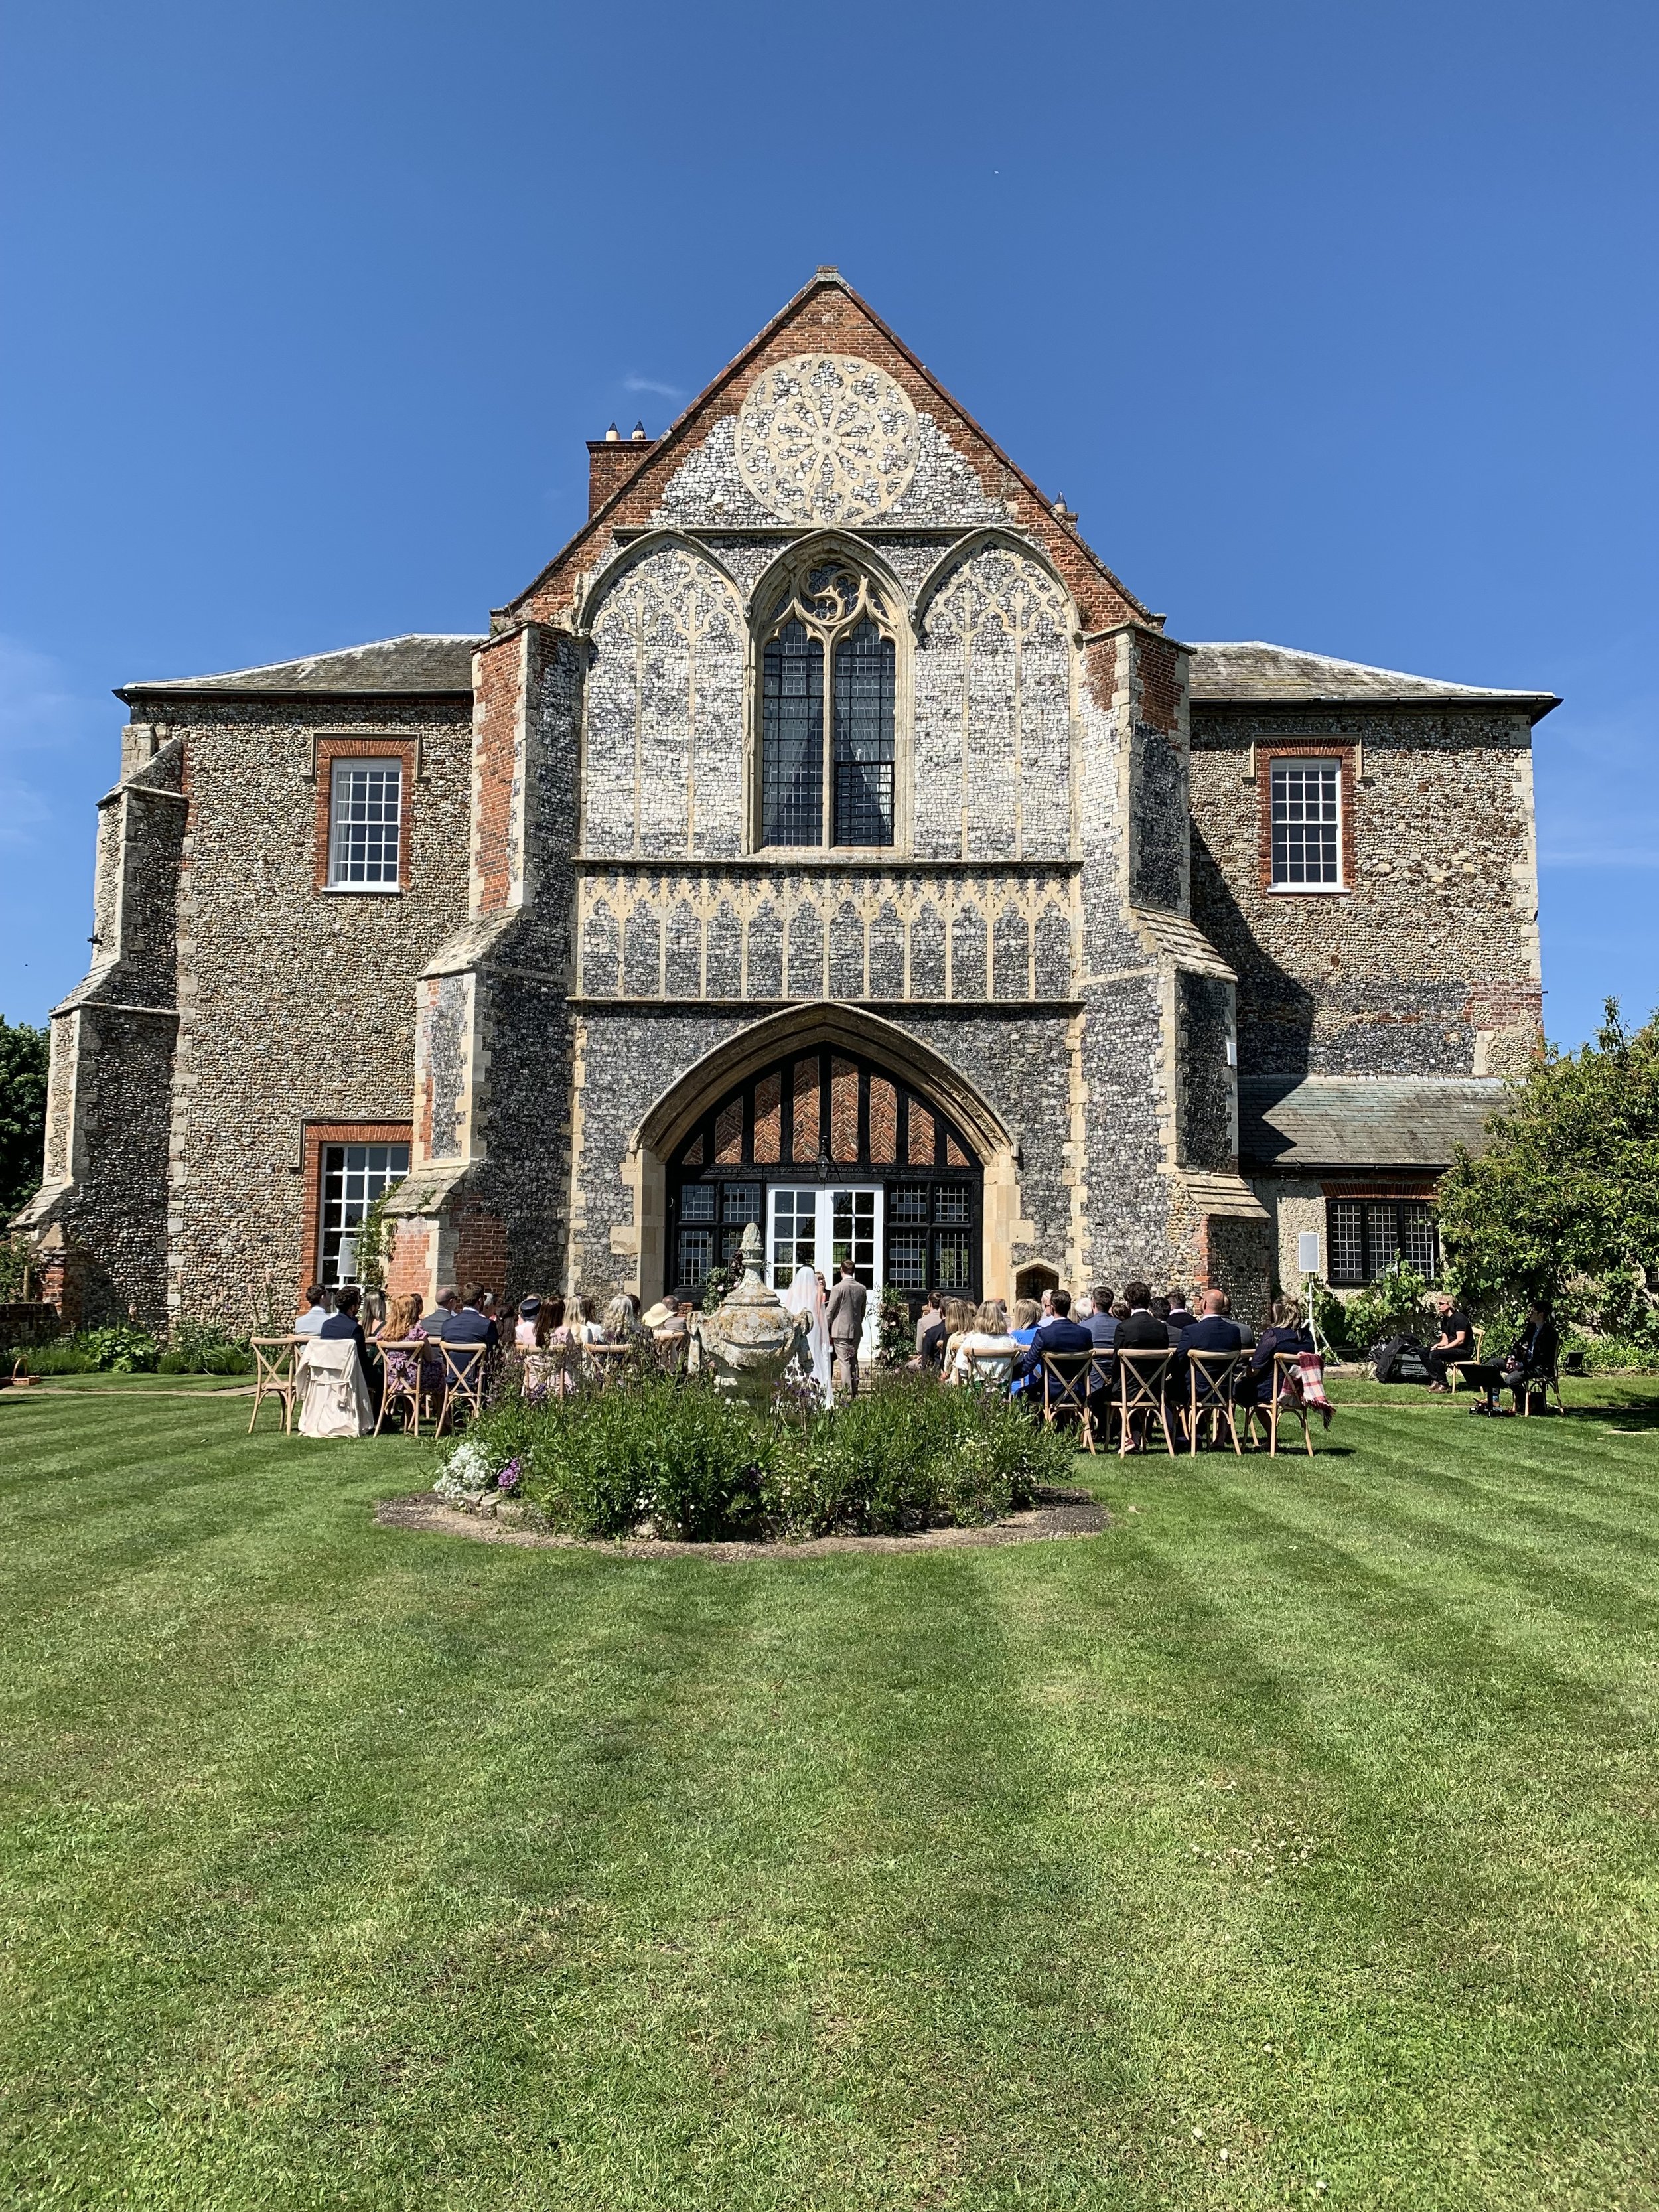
{"left": 498, "top": 1457, "right": 522, "bottom": 1492}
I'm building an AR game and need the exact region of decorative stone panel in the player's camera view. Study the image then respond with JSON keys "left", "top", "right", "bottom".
{"left": 914, "top": 544, "right": 1074, "bottom": 860}
{"left": 575, "top": 867, "right": 1078, "bottom": 1003}
{"left": 583, "top": 545, "right": 745, "bottom": 859}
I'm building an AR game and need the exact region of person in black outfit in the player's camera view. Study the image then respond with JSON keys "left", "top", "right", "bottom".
{"left": 1471, "top": 1305, "right": 1559, "bottom": 1414}
{"left": 1426, "top": 1297, "right": 1474, "bottom": 1390}
{"left": 319, "top": 1284, "right": 380, "bottom": 1411}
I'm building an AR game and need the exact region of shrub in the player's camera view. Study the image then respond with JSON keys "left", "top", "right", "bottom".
{"left": 1338, "top": 1258, "right": 1437, "bottom": 1352}
{"left": 161, "top": 1321, "right": 254, "bottom": 1374}
{"left": 435, "top": 1369, "right": 1076, "bottom": 1543}
{"left": 71, "top": 1326, "right": 159, "bottom": 1373}
{"left": 19, "top": 1343, "right": 98, "bottom": 1374}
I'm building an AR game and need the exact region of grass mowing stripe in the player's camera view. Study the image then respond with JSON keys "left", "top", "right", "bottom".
{"left": 2, "top": 1392, "right": 1657, "bottom": 2207}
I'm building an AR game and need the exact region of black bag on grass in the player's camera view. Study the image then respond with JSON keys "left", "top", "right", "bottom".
{"left": 1373, "top": 1336, "right": 1431, "bottom": 1384}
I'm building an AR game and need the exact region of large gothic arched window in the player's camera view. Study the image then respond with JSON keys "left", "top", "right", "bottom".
{"left": 760, "top": 565, "right": 896, "bottom": 848}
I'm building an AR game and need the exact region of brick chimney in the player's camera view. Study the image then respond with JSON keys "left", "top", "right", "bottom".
{"left": 587, "top": 420, "right": 656, "bottom": 518}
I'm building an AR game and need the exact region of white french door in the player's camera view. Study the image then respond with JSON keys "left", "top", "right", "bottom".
{"left": 768, "top": 1185, "right": 885, "bottom": 1354}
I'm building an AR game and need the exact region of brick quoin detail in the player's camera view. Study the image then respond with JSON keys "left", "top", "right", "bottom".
{"left": 311, "top": 738, "right": 418, "bottom": 893}
{"left": 1254, "top": 742, "right": 1358, "bottom": 893}
{"left": 472, "top": 633, "right": 522, "bottom": 915}
{"left": 1136, "top": 633, "right": 1183, "bottom": 735}
{"left": 297, "top": 1120, "right": 413, "bottom": 1295}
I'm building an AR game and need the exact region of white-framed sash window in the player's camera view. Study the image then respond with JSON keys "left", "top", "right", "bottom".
{"left": 328, "top": 759, "right": 403, "bottom": 889}
{"left": 1269, "top": 758, "right": 1342, "bottom": 889}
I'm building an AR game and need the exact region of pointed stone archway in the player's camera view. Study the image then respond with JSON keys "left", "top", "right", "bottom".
{"left": 626, "top": 1003, "right": 1021, "bottom": 1311}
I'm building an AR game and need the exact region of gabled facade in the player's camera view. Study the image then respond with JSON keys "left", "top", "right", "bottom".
{"left": 17, "top": 271, "right": 1557, "bottom": 1330}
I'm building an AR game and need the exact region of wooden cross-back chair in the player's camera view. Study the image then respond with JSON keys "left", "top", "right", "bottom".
{"left": 1116, "top": 1349, "right": 1177, "bottom": 1458}
{"left": 1040, "top": 1351, "right": 1099, "bottom": 1453}
{"left": 652, "top": 1331, "right": 689, "bottom": 1378}
{"left": 372, "top": 1337, "right": 430, "bottom": 1436}
{"left": 1518, "top": 1351, "right": 1566, "bottom": 1416}
{"left": 962, "top": 1349, "right": 1015, "bottom": 1393}
{"left": 1268, "top": 1353, "right": 1317, "bottom": 1457}
{"left": 248, "top": 1336, "right": 301, "bottom": 1434}
{"left": 583, "top": 1341, "right": 641, "bottom": 1389}
{"left": 1187, "top": 1351, "right": 1244, "bottom": 1456}
{"left": 433, "top": 1342, "right": 490, "bottom": 1436}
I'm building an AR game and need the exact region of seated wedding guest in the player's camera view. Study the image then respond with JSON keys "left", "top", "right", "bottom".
{"left": 1472, "top": 1303, "right": 1558, "bottom": 1414}
{"left": 1007, "top": 1298, "right": 1043, "bottom": 1396}
{"left": 1011, "top": 1289, "right": 1094, "bottom": 1380}
{"left": 520, "top": 1295, "right": 565, "bottom": 1400}
{"left": 1116, "top": 1284, "right": 1171, "bottom": 1355}
{"left": 1165, "top": 1288, "right": 1196, "bottom": 1339}
{"left": 914, "top": 1291, "right": 942, "bottom": 1358}
{"left": 574, "top": 1295, "right": 604, "bottom": 1346}
{"left": 602, "top": 1293, "right": 642, "bottom": 1343}
{"left": 1086, "top": 1287, "right": 1118, "bottom": 1349}
{"left": 1245, "top": 1298, "right": 1315, "bottom": 1404}
{"left": 910, "top": 1302, "right": 949, "bottom": 1373}
{"left": 445, "top": 1288, "right": 500, "bottom": 1353}
{"left": 376, "top": 1293, "right": 428, "bottom": 1412}
{"left": 424, "top": 1286, "right": 462, "bottom": 1341}
{"left": 938, "top": 1298, "right": 975, "bottom": 1376}
{"left": 514, "top": 1296, "right": 545, "bottom": 1351}
{"left": 320, "top": 1283, "right": 366, "bottom": 1351}
{"left": 950, "top": 1301, "right": 1022, "bottom": 1384}
{"left": 1425, "top": 1295, "right": 1474, "bottom": 1391}
{"left": 295, "top": 1283, "right": 330, "bottom": 1337}
{"left": 1179, "top": 1288, "right": 1244, "bottom": 1357}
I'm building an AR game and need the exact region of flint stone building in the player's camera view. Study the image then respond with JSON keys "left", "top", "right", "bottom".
{"left": 18, "top": 271, "right": 1557, "bottom": 1332}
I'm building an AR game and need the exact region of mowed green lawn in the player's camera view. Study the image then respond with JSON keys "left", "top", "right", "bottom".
{"left": 2, "top": 1381, "right": 1656, "bottom": 2211}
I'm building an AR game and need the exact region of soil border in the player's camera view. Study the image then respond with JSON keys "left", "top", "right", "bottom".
{"left": 374, "top": 1483, "right": 1107, "bottom": 1560}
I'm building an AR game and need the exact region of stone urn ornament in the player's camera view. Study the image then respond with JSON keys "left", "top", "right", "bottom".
{"left": 691, "top": 1221, "right": 808, "bottom": 1405}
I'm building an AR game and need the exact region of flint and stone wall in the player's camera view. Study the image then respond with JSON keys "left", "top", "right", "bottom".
{"left": 156, "top": 696, "right": 473, "bottom": 1323}
{"left": 1190, "top": 705, "right": 1543, "bottom": 1080}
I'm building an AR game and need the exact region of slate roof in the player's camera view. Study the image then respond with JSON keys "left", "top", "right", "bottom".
{"left": 1189, "top": 641, "right": 1559, "bottom": 721}
{"left": 117, "top": 634, "right": 484, "bottom": 701}
{"left": 1239, "top": 1076, "right": 1506, "bottom": 1170}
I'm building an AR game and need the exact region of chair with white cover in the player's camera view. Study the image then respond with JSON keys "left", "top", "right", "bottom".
{"left": 295, "top": 1337, "right": 375, "bottom": 1439}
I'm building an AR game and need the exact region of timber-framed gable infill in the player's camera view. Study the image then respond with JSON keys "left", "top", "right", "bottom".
{"left": 495, "top": 269, "right": 1154, "bottom": 633}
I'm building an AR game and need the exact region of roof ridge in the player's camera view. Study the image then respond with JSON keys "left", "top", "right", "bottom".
{"left": 500, "top": 269, "right": 1153, "bottom": 625}
{"left": 1190, "top": 638, "right": 1551, "bottom": 700}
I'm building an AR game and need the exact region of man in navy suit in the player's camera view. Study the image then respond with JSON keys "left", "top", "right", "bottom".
{"left": 1178, "top": 1288, "right": 1244, "bottom": 1358}
{"left": 1011, "top": 1288, "right": 1095, "bottom": 1380}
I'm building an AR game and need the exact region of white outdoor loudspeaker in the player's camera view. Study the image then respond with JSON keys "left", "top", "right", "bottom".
{"left": 1297, "top": 1231, "right": 1321, "bottom": 1275}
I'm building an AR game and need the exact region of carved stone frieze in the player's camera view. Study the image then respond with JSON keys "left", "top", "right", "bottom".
{"left": 575, "top": 866, "right": 1078, "bottom": 1005}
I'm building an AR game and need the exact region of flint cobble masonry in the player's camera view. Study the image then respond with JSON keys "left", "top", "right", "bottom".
{"left": 17, "top": 273, "right": 1558, "bottom": 1326}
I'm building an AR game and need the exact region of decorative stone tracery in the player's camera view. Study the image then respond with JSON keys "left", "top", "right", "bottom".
{"left": 915, "top": 544, "right": 1075, "bottom": 860}
{"left": 583, "top": 544, "right": 745, "bottom": 859}
{"left": 735, "top": 354, "right": 919, "bottom": 524}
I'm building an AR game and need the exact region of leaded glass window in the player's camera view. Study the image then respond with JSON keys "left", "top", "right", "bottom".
{"left": 760, "top": 565, "right": 895, "bottom": 849}
{"left": 761, "top": 620, "right": 824, "bottom": 846}
{"left": 1327, "top": 1197, "right": 1439, "bottom": 1286}
{"left": 319, "top": 1140, "right": 409, "bottom": 1286}
{"left": 833, "top": 620, "right": 895, "bottom": 845}
{"left": 1271, "top": 760, "right": 1340, "bottom": 887}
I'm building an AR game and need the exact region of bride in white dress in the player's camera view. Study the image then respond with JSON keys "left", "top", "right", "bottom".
{"left": 780, "top": 1264, "right": 835, "bottom": 1405}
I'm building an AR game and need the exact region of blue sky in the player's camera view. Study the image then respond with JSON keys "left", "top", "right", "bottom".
{"left": 2, "top": 0, "right": 1655, "bottom": 1047}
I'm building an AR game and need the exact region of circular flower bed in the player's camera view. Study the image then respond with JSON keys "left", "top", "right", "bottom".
{"left": 431, "top": 1372, "right": 1076, "bottom": 1544}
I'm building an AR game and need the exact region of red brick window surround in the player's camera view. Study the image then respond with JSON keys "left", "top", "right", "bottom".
{"left": 313, "top": 738, "right": 417, "bottom": 893}
{"left": 299, "top": 1120, "right": 413, "bottom": 1292}
{"left": 1257, "top": 743, "right": 1356, "bottom": 895}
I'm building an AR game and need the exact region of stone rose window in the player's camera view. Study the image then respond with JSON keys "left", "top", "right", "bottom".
{"left": 760, "top": 565, "right": 897, "bottom": 849}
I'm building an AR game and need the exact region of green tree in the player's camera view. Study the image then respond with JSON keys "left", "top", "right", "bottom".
{"left": 0, "top": 1017, "right": 49, "bottom": 1216}
{"left": 1437, "top": 999, "right": 1659, "bottom": 1307}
